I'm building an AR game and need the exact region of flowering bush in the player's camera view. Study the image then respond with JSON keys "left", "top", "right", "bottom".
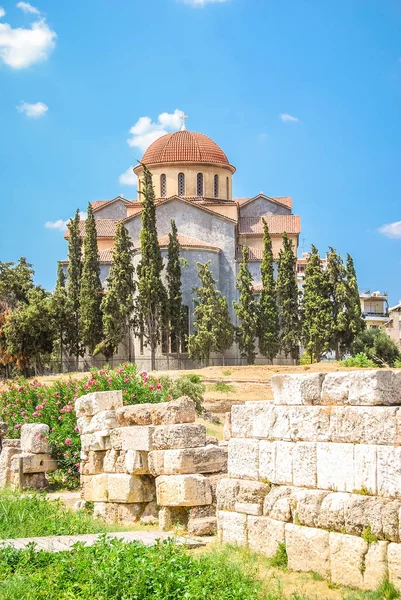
{"left": 0, "top": 363, "right": 169, "bottom": 489}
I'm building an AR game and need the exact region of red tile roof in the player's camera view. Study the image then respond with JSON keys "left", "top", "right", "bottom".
{"left": 252, "top": 282, "right": 263, "bottom": 293}
{"left": 77, "top": 219, "right": 119, "bottom": 238}
{"left": 98, "top": 249, "right": 113, "bottom": 262}
{"left": 141, "top": 131, "right": 231, "bottom": 166}
{"left": 239, "top": 215, "right": 301, "bottom": 235}
{"left": 92, "top": 197, "right": 135, "bottom": 211}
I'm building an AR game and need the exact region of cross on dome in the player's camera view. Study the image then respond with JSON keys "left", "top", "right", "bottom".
{"left": 180, "top": 113, "right": 189, "bottom": 131}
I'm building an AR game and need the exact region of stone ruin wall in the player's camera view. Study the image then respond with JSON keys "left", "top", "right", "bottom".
{"left": 76, "top": 392, "right": 228, "bottom": 535}
{"left": 217, "top": 369, "right": 401, "bottom": 591}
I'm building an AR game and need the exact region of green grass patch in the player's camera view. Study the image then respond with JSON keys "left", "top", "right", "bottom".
{"left": 268, "top": 542, "right": 288, "bottom": 569}
{"left": 208, "top": 381, "right": 235, "bottom": 393}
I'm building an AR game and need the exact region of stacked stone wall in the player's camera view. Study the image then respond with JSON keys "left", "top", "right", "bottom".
{"left": 76, "top": 391, "right": 227, "bottom": 534}
{"left": 217, "top": 370, "right": 401, "bottom": 591}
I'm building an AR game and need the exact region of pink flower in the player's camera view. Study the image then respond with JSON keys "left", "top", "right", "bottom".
{"left": 74, "top": 426, "right": 79, "bottom": 432}
{"left": 65, "top": 438, "right": 72, "bottom": 446}
{"left": 14, "top": 424, "right": 21, "bottom": 430}
{"left": 58, "top": 416, "right": 62, "bottom": 421}
{"left": 18, "top": 386, "right": 23, "bottom": 392}
{"left": 149, "top": 385, "right": 154, "bottom": 391}
{"left": 156, "top": 384, "right": 162, "bottom": 390}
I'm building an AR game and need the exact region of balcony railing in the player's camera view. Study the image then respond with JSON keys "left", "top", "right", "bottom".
{"left": 363, "top": 311, "right": 389, "bottom": 318}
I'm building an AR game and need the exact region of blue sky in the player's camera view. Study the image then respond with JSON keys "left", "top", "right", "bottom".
{"left": 1, "top": 0, "right": 401, "bottom": 302}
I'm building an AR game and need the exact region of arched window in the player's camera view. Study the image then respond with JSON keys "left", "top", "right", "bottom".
{"left": 226, "top": 177, "right": 230, "bottom": 200}
{"left": 178, "top": 172, "right": 185, "bottom": 196}
{"left": 196, "top": 173, "right": 204, "bottom": 196}
{"left": 160, "top": 174, "right": 167, "bottom": 197}
{"left": 214, "top": 174, "right": 219, "bottom": 198}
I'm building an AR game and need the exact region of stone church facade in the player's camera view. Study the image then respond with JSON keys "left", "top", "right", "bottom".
{"left": 63, "top": 128, "right": 301, "bottom": 368}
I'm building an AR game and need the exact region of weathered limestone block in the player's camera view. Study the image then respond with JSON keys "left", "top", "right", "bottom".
{"left": 206, "top": 435, "right": 219, "bottom": 445}
{"left": 152, "top": 423, "right": 206, "bottom": 450}
{"left": 377, "top": 446, "right": 401, "bottom": 499}
{"left": 81, "top": 450, "right": 106, "bottom": 476}
{"left": 293, "top": 442, "right": 317, "bottom": 488}
{"left": 318, "top": 492, "right": 347, "bottom": 531}
{"left": 158, "top": 506, "right": 188, "bottom": 530}
{"left": 153, "top": 397, "right": 196, "bottom": 425}
{"left": 148, "top": 445, "right": 227, "bottom": 476}
{"left": 329, "top": 532, "right": 368, "bottom": 589}
{"left": 275, "top": 441, "right": 294, "bottom": 485}
{"left": 348, "top": 370, "right": 397, "bottom": 406}
{"left": 189, "top": 505, "right": 215, "bottom": 519}
{"left": 228, "top": 438, "right": 259, "bottom": 480}
{"left": 316, "top": 442, "right": 354, "bottom": 492}
{"left": 223, "top": 412, "right": 232, "bottom": 441}
{"left": 252, "top": 404, "right": 290, "bottom": 440}
{"left": 125, "top": 449, "right": 149, "bottom": 474}
{"left": 11, "top": 453, "right": 57, "bottom": 474}
{"left": 20, "top": 423, "right": 49, "bottom": 454}
{"left": 0, "top": 421, "right": 8, "bottom": 437}
{"left": 188, "top": 517, "right": 217, "bottom": 536}
{"left": 363, "top": 541, "right": 389, "bottom": 591}
{"left": 2, "top": 439, "right": 21, "bottom": 448}
{"left": 103, "top": 449, "right": 126, "bottom": 474}
{"left": 116, "top": 403, "right": 155, "bottom": 426}
{"left": 77, "top": 416, "right": 91, "bottom": 435}
{"left": 23, "top": 472, "right": 47, "bottom": 489}
{"left": 156, "top": 474, "right": 212, "bottom": 506}
{"left": 107, "top": 474, "right": 154, "bottom": 503}
{"left": 259, "top": 440, "right": 275, "bottom": 482}
{"left": 234, "top": 502, "right": 262, "bottom": 516}
{"left": 354, "top": 444, "right": 377, "bottom": 495}
{"left": 263, "top": 486, "right": 293, "bottom": 522}
{"left": 83, "top": 410, "right": 119, "bottom": 435}
{"left": 330, "top": 406, "right": 401, "bottom": 445}
{"left": 120, "top": 426, "right": 155, "bottom": 451}
{"left": 216, "top": 478, "right": 270, "bottom": 511}
{"left": 364, "top": 497, "right": 386, "bottom": 541}
{"left": 93, "top": 502, "right": 145, "bottom": 524}
{"left": 217, "top": 510, "right": 247, "bottom": 545}
{"left": 388, "top": 542, "right": 401, "bottom": 589}
{"left": 0, "top": 446, "right": 20, "bottom": 488}
{"left": 140, "top": 501, "right": 159, "bottom": 524}
{"left": 248, "top": 516, "right": 285, "bottom": 557}
{"left": 344, "top": 494, "right": 370, "bottom": 536}
{"left": 206, "top": 473, "right": 226, "bottom": 503}
{"left": 81, "top": 474, "right": 108, "bottom": 501}
{"left": 289, "top": 406, "right": 331, "bottom": 442}
{"left": 81, "top": 431, "right": 111, "bottom": 452}
{"left": 381, "top": 500, "right": 400, "bottom": 542}
{"left": 75, "top": 390, "right": 123, "bottom": 418}
{"left": 285, "top": 523, "right": 330, "bottom": 578}
{"left": 294, "top": 489, "right": 329, "bottom": 528}
{"left": 271, "top": 373, "right": 325, "bottom": 405}
{"left": 321, "top": 372, "right": 351, "bottom": 405}
{"left": 231, "top": 404, "right": 254, "bottom": 438}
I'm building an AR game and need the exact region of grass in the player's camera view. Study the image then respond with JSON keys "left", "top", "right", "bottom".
{"left": 208, "top": 381, "right": 235, "bottom": 393}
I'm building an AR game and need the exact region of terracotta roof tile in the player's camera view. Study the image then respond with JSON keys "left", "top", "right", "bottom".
{"left": 59, "top": 248, "right": 114, "bottom": 264}
{"left": 142, "top": 131, "right": 230, "bottom": 166}
{"left": 77, "top": 219, "right": 119, "bottom": 238}
{"left": 272, "top": 196, "right": 292, "bottom": 209}
{"left": 235, "top": 196, "right": 293, "bottom": 211}
{"left": 252, "top": 282, "right": 263, "bottom": 293}
{"left": 239, "top": 215, "right": 301, "bottom": 235}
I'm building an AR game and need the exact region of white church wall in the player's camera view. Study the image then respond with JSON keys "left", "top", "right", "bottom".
{"left": 239, "top": 196, "right": 291, "bottom": 218}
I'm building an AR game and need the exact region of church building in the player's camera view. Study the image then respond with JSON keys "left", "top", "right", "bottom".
{"left": 64, "top": 122, "right": 301, "bottom": 367}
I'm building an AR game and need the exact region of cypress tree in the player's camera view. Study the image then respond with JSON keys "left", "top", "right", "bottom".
{"left": 233, "top": 246, "right": 258, "bottom": 364}
{"left": 258, "top": 219, "right": 280, "bottom": 362}
{"left": 136, "top": 164, "right": 165, "bottom": 371}
{"left": 79, "top": 203, "right": 103, "bottom": 354}
{"left": 326, "top": 247, "right": 348, "bottom": 359}
{"left": 167, "top": 220, "right": 183, "bottom": 354}
{"left": 301, "top": 245, "right": 332, "bottom": 362}
{"left": 98, "top": 222, "right": 135, "bottom": 361}
{"left": 66, "top": 209, "right": 83, "bottom": 366}
{"left": 276, "top": 232, "right": 300, "bottom": 360}
{"left": 188, "top": 261, "right": 233, "bottom": 366}
{"left": 343, "top": 253, "right": 365, "bottom": 353}
{"left": 51, "top": 263, "right": 74, "bottom": 372}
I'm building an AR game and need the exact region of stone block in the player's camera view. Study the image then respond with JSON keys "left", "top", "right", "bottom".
{"left": 103, "top": 449, "right": 126, "bottom": 474}
{"left": 289, "top": 406, "right": 331, "bottom": 442}
{"left": 382, "top": 500, "right": 400, "bottom": 542}
{"left": 259, "top": 440, "right": 275, "bottom": 483}
{"left": 75, "top": 390, "right": 123, "bottom": 418}
{"left": 77, "top": 416, "right": 91, "bottom": 434}
{"left": 234, "top": 502, "right": 262, "bottom": 516}
{"left": 285, "top": 523, "right": 330, "bottom": 578}
{"left": 190, "top": 505, "right": 215, "bottom": 519}
{"left": 231, "top": 404, "right": 254, "bottom": 438}
{"left": 263, "top": 486, "right": 293, "bottom": 522}
{"left": 294, "top": 489, "right": 328, "bottom": 528}
{"left": 329, "top": 532, "right": 368, "bottom": 589}
{"left": 318, "top": 492, "right": 347, "bottom": 531}
{"left": 81, "top": 450, "right": 106, "bottom": 475}
{"left": 206, "top": 473, "right": 226, "bottom": 503}
{"left": 125, "top": 450, "right": 149, "bottom": 474}
{"left": 110, "top": 428, "right": 123, "bottom": 450}
{"left": 140, "top": 501, "right": 159, "bottom": 525}
{"left": 156, "top": 474, "right": 212, "bottom": 506}
{"left": 107, "top": 474, "right": 154, "bottom": 503}
{"left": 248, "top": 516, "right": 285, "bottom": 557}
{"left": 293, "top": 442, "right": 317, "bottom": 488}
{"left": 271, "top": 373, "right": 325, "bottom": 405}
{"left": 120, "top": 426, "right": 155, "bottom": 451}
{"left": 81, "top": 431, "right": 111, "bottom": 452}
{"left": 223, "top": 412, "right": 232, "bottom": 441}
{"left": 388, "top": 542, "right": 401, "bottom": 589}
{"left": 228, "top": 438, "right": 259, "bottom": 480}
{"left": 377, "top": 446, "right": 401, "bottom": 499}
{"left": 148, "top": 445, "right": 227, "bottom": 476}
{"left": 0, "top": 447, "right": 20, "bottom": 488}
{"left": 330, "top": 406, "right": 401, "bottom": 445}
{"left": 348, "top": 370, "right": 397, "bottom": 406}
{"left": 152, "top": 423, "right": 206, "bottom": 450}
{"left": 275, "top": 441, "right": 294, "bottom": 485}
{"left": 188, "top": 517, "right": 217, "bottom": 536}
{"left": 153, "top": 396, "right": 196, "bottom": 425}
{"left": 11, "top": 453, "right": 57, "bottom": 474}
{"left": 344, "top": 494, "right": 370, "bottom": 536}
{"left": 20, "top": 423, "right": 49, "bottom": 454}
{"left": 81, "top": 474, "right": 108, "bottom": 501}
{"left": 2, "top": 439, "right": 21, "bottom": 449}
{"left": 83, "top": 410, "right": 119, "bottom": 435}
{"left": 216, "top": 478, "right": 269, "bottom": 511}
{"left": 363, "top": 541, "right": 389, "bottom": 591}
{"left": 217, "top": 510, "right": 247, "bottom": 545}
{"left": 321, "top": 372, "right": 351, "bottom": 405}
{"left": 116, "top": 403, "right": 155, "bottom": 426}
{"left": 93, "top": 502, "right": 145, "bottom": 524}
{"left": 23, "top": 472, "right": 47, "bottom": 489}
{"left": 253, "top": 404, "right": 291, "bottom": 440}
{"left": 317, "top": 442, "right": 354, "bottom": 492}
{"left": 353, "top": 444, "right": 377, "bottom": 495}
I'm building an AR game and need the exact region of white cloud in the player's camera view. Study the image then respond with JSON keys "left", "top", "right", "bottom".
{"left": 181, "top": 0, "right": 230, "bottom": 5}
{"left": 45, "top": 212, "right": 87, "bottom": 233}
{"left": 127, "top": 108, "right": 185, "bottom": 152}
{"left": 17, "top": 100, "right": 48, "bottom": 117}
{"left": 0, "top": 7, "right": 5, "bottom": 18}
{"left": 378, "top": 220, "right": 401, "bottom": 239}
{"left": 280, "top": 113, "right": 299, "bottom": 123}
{"left": 0, "top": 14, "right": 56, "bottom": 68}
{"left": 17, "top": 2, "right": 40, "bottom": 14}
{"left": 119, "top": 167, "right": 137, "bottom": 186}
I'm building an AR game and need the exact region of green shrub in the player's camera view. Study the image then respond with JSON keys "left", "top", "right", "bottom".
{"left": 158, "top": 374, "right": 205, "bottom": 413}
{"left": 268, "top": 542, "right": 288, "bottom": 568}
{"left": 341, "top": 353, "right": 376, "bottom": 368}
{"left": 210, "top": 381, "right": 234, "bottom": 393}
{"left": 351, "top": 329, "right": 401, "bottom": 367}
{"left": 395, "top": 359, "right": 401, "bottom": 369}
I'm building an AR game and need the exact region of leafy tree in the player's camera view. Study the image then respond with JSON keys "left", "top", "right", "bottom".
{"left": 79, "top": 203, "right": 103, "bottom": 354}
{"left": 66, "top": 209, "right": 83, "bottom": 365}
{"left": 136, "top": 164, "right": 165, "bottom": 371}
{"left": 167, "top": 220, "right": 184, "bottom": 354}
{"left": 326, "top": 247, "right": 348, "bottom": 359}
{"left": 4, "top": 288, "right": 55, "bottom": 375}
{"left": 258, "top": 219, "right": 280, "bottom": 362}
{"left": 0, "top": 257, "right": 34, "bottom": 308}
{"left": 342, "top": 253, "right": 365, "bottom": 353}
{"left": 301, "top": 245, "right": 332, "bottom": 362}
{"left": 276, "top": 232, "right": 300, "bottom": 360}
{"left": 51, "top": 263, "right": 74, "bottom": 372}
{"left": 188, "top": 261, "right": 233, "bottom": 366}
{"left": 352, "top": 328, "right": 401, "bottom": 367}
{"left": 233, "top": 246, "right": 258, "bottom": 364}
{"left": 97, "top": 222, "right": 136, "bottom": 361}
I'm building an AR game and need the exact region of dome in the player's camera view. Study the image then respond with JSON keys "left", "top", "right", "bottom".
{"left": 141, "top": 130, "right": 231, "bottom": 167}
